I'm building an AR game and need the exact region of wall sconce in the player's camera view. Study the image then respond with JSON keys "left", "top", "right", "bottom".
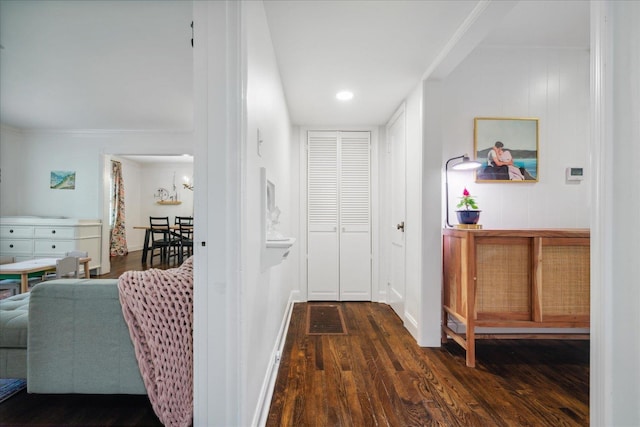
{"left": 445, "top": 154, "right": 482, "bottom": 228}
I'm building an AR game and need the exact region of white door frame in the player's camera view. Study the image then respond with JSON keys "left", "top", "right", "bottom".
{"left": 386, "top": 104, "right": 407, "bottom": 320}
{"left": 192, "top": 1, "right": 243, "bottom": 425}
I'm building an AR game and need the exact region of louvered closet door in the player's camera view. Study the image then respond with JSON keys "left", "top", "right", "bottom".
{"left": 339, "top": 132, "right": 371, "bottom": 300}
{"left": 307, "top": 131, "right": 340, "bottom": 300}
{"left": 307, "top": 131, "right": 371, "bottom": 301}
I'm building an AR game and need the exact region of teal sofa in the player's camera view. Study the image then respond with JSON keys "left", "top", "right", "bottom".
{"left": 0, "top": 279, "right": 146, "bottom": 394}
{"left": 0, "top": 292, "right": 28, "bottom": 378}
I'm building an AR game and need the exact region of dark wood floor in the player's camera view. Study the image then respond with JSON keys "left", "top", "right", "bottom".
{"left": 0, "top": 251, "right": 167, "bottom": 427}
{"left": 2, "top": 254, "right": 589, "bottom": 426}
{"left": 267, "top": 302, "right": 590, "bottom": 427}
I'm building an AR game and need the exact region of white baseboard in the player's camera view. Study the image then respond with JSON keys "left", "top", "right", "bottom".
{"left": 252, "top": 292, "right": 298, "bottom": 427}
{"left": 404, "top": 310, "right": 419, "bottom": 340}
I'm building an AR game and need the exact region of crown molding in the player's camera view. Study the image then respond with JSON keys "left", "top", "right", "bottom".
{"left": 23, "top": 128, "right": 195, "bottom": 136}
{"left": 1, "top": 123, "right": 194, "bottom": 136}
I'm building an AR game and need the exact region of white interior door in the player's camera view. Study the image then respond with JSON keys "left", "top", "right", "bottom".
{"left": 388, "top": 107, "right": 406, "bottom": 319}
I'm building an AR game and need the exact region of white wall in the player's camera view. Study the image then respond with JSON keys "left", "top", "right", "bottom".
{"left": 441, "top": 47, "right": 590, "bottom": 229}
{"left": 420, "top": 80, "right": 445, "bottom": 346}
{"left": 0, "top": 126, "right": 25, "bottom": 216}
{"left": 242, "top": 2, "right": 295, "bottom": 425}
{"left": 596, "top": 2, "right": 640, "bottom": 425}
{"left": 0, "top": 128, "right": 194, "bottom": 219}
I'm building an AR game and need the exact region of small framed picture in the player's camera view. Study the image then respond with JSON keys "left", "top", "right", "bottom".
{"left": 50, "top": 171, "right": 76, "bottom": 190}
{"left": 474, "top": 117, "right": 539, "bottom": 182}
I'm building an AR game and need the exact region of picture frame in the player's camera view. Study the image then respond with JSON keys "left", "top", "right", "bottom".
{"left": 474, "top": 117, "right": 539, "bottom": 182}
{"left": 50, "top": 170, "right": 76, "bottom": 189}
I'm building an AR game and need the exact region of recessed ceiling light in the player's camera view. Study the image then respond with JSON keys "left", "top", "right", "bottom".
{"left": 336, "top": 91, "right": 354, "bottom": 101}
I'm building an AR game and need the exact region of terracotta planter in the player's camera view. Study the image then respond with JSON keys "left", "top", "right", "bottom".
{"left": 456, "top": 210, "right": 481, "bottom": 225}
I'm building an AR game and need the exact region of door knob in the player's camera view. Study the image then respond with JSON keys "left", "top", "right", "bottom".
{"left": 397, "top": 221, "right": 405, "bottom": 232}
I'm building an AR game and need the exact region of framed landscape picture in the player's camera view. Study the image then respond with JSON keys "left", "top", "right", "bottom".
{"left": 474, "top": 117, "right": 539, "bottom": 182}
{"left": 50, "top": 171, "right": 76, "bottom": 189}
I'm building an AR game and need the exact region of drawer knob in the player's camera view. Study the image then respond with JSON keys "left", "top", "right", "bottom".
{"left": 52, "top": 230, "right": 56, "bottom": 234}
{"left": 52, "top": 245, "right": 56, "bottom": 249}
{"left": 9, "top": 229, "right": 14, "bottom": 233}
{"left": 10, "top": 244, "right": 14, "bottom": 248}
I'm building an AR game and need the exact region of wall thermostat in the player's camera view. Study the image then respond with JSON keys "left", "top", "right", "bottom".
{"left": 566, "top": 167, "right": 584, "bottom": 181}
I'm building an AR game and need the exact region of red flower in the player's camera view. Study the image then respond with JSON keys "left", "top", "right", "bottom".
{"left": 457, "top": 187, "right": 478, "bottom": 210}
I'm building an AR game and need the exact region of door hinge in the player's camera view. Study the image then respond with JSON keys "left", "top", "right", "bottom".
{"left": 191, "top": 21, "right": 194, "bottom": 47}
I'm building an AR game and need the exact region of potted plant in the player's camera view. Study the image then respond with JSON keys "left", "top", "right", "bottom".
{"left": 456, "top": 187, "right": 481, "bottom": 224}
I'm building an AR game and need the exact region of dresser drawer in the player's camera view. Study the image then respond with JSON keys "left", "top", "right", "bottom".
{"left": 0, "top": 226, "right": 34, "bottom": 239}
{"left": 0, "top": 239, "right": 33, "bottom": 254}
{"left": 34, "top": 240, "right": 76, "bottom": 255}
{"left": 34, "top": 227, "right": 76, "bottom": 239}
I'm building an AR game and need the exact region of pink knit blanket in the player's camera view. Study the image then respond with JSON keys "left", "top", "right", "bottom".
{"left": 118, "top": 257, "right": 193, "bottom": 427}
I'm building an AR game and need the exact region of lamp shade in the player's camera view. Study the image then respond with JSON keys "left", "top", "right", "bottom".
{"left": 451, "top": 156, "right": 482, "bottom": 171}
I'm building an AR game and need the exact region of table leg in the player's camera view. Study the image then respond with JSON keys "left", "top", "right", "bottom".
{"left": 20, "top": 273, "right": 28, "bottom": 294}
{"left": 83, "top": 262, "right": 90, "bottom": 278}
{"left": 142, "top": 230, "right": 150, "bottom": 264}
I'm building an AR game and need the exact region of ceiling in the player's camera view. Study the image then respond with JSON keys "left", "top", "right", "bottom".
{"left": 0, "top": 1, "right": 589, "bottom": 131}
{"left": 0, "top": 0, "right": 194, "bottom": 130}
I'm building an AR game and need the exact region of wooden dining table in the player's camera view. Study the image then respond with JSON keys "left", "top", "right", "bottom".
{"left": 0, "top": 257, "right": 92, "bottom": 294}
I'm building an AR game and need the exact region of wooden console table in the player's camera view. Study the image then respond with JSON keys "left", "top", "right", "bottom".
{"left": 442, "top": 228, "right": 590, "bottom": 367}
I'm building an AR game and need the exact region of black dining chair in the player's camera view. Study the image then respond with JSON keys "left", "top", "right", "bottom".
{"left": 149, "top": 216, "right": 180, "bottom": 266}
{"left": 177, "top": 221, "right": 194, "bottom": 263}
{"left": 175, "top": 216, "right": 194, "bottom": 226}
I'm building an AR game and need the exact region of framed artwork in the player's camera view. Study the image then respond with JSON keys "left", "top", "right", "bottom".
{"left": 50, "top": 171, "right": 76, "bottom": 189}
{"left": 474, "top": 117, "right": 539, "bottom": 182}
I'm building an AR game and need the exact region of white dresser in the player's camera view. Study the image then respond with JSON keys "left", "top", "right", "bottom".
{"left": 0, "top": 217, "right": 102, "bottom": 273}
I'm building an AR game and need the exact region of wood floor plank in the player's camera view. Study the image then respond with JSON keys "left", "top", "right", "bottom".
{"left": 369, "top": 304, "right": 497, "bottom": 426}
{"left": 438, "top": 340, "right": 568, "bottom": 426}
{"left": 361, "top": 334, "right": 410, "bottom": 425}
{"left": 267, "top": 302, "right": 589, "bottom": 427}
